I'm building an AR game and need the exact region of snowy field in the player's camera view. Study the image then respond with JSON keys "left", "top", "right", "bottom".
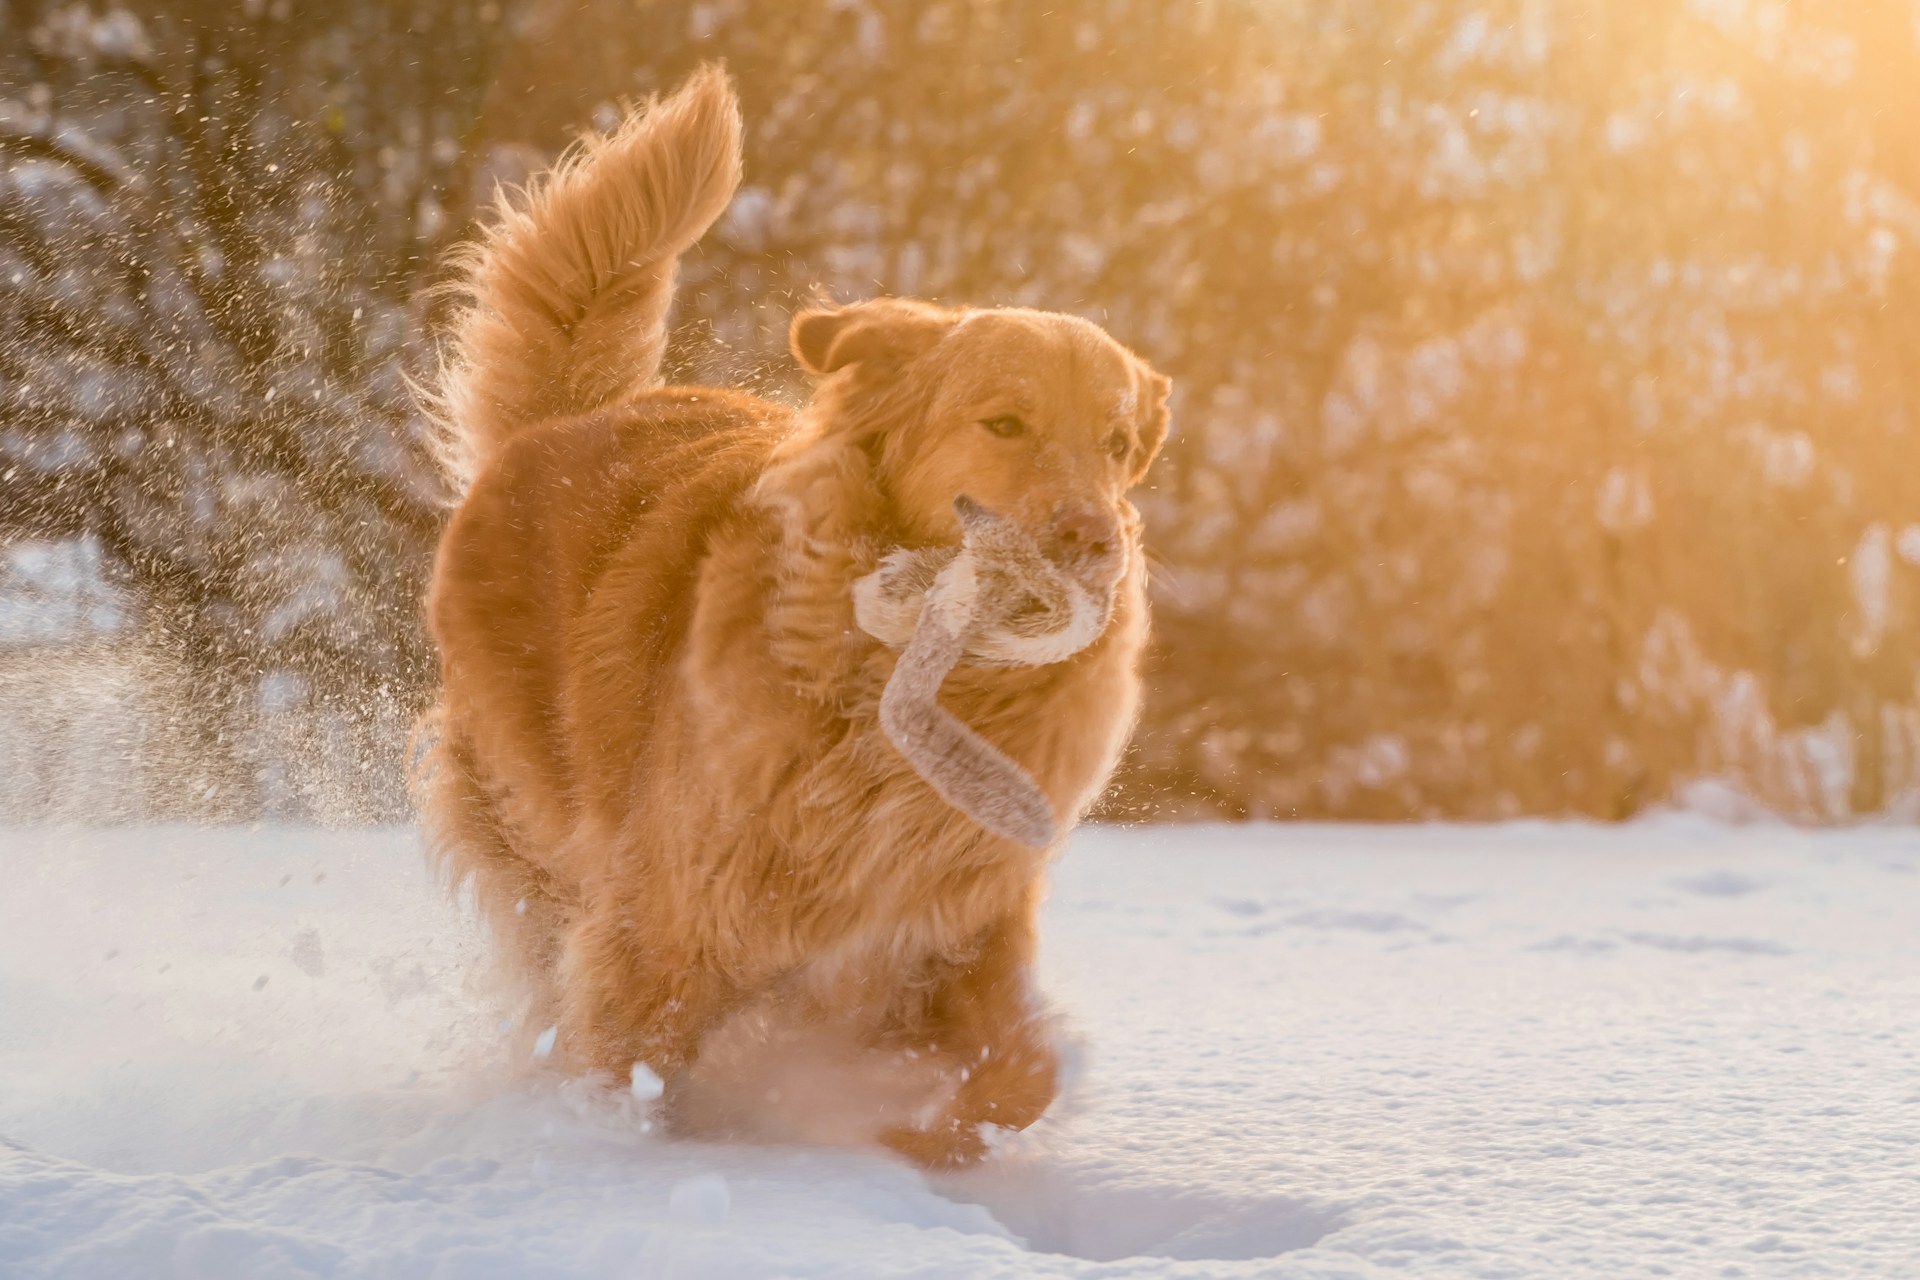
{"left": 2, "top": 820, "right": 1917, "bottom": 1278}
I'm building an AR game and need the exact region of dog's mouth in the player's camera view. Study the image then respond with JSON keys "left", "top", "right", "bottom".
{"left": 953, "top": 494, "right": 1127, "bottom": 595}
{"left": 1045, "top": 531, "right": 1127, "bottom": 592}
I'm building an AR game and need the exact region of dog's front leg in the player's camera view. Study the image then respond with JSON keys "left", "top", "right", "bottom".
{"left": 879, "top": 899, "right": 1060, "bottom": 1168}
{"left": 557, "top": 907, "right": 741, "bottom": 1088}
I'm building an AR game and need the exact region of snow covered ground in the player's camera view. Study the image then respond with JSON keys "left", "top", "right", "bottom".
{"left": 2, "top": 820, "right": 1917, "bottom": 1278}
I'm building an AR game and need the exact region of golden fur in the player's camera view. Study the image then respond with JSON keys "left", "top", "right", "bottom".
{"left": 418, "top": 66, "right": 1170, "bottom": 1167}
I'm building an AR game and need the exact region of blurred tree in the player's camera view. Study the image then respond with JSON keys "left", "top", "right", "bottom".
{"left": 3, "top": 0, "right": 1918, "bottom": 822}
{"left": 0, "top": 0, "right": 507, "bottom": 816}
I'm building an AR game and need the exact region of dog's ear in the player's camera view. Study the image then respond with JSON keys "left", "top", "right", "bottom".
{"left": 1128, "top": 368, "right": 1172, "bottom": 485}
{"left": 790, "top": 298, "right": 957, "bottom": 376}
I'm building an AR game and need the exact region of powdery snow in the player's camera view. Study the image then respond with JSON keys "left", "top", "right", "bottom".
{"left": 2, "top": 820, "right": 1917, "bottom": 1277}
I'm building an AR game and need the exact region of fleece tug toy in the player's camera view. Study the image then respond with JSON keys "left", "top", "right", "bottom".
{"left": 853, "top": 496, "right": 1116, "bottom": 847}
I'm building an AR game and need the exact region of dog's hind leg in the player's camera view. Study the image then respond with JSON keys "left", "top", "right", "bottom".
{"left": 414, "top": 714, "right": 570, "bottom": 1028}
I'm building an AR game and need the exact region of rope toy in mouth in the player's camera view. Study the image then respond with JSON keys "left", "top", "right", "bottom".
{"left": 852, "top": 496, "right": 1116, "bottom": 847}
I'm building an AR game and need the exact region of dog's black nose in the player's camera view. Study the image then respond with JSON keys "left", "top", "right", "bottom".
{"left": 1051, "top": 508, "right": 1118, "bottom": 559}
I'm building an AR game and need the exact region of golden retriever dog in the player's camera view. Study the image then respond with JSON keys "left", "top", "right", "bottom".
{"left": 418, "top": 65, "right": 1169, "bottom": 1167}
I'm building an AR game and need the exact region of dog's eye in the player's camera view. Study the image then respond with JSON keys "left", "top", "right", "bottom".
{"left": 980, "top": 415, "right": 1027, "bottom": 439}
{"left": 1105, "top": 430, "right": 1131, "bottom": 461}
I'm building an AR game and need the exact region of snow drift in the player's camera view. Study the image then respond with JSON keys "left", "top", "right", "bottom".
{"left": 3, "top": 821, "right": 1917, "bottom": 1277}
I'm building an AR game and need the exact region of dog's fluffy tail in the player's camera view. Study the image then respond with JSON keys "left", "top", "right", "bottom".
{"left": 427, "top": 64, "right": 743, "bottom": 489}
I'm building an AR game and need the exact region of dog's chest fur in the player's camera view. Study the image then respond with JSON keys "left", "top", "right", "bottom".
{"left": 663, "top": 496, "right": 1143, "bottom": 976}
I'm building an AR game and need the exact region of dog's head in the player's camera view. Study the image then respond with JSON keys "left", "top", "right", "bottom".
{"left": 790, "top": 298, "right": 1170, "bottom": 591}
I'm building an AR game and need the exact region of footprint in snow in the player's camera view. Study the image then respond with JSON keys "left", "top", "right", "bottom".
{"left": 1282, "top": 909, "right": 1429, "bottom": 934}
{"left": 1671, "top": 870, "right": 1769, "bottom": 898}
{"left": 1618, "top": 930, "right": 1792, "bottom": 956}
{"left": 1527, "top": 931, "right": 1790, "bottom": 956}
{"left": 1526, "top": 934, "right": 1619, "bottom": 955}
{"left": 941, "top": 1165, "right": 1349, "bottom": 1263}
